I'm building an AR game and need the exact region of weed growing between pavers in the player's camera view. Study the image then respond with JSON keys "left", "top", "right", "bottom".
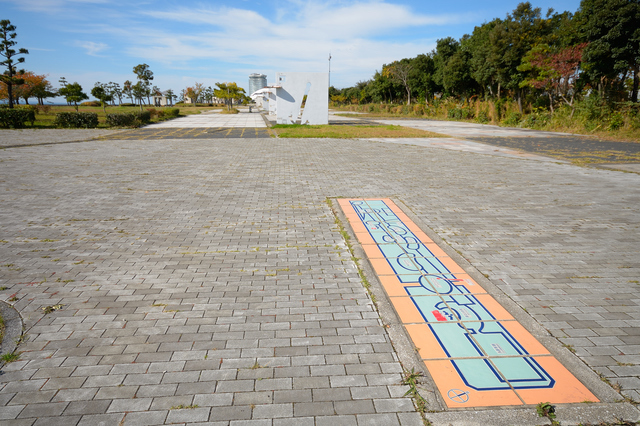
{"left": 402, "top": 368, "right": 429, "bottom": 415}
{"left": 537, "top": 402, "right": 560, "bottom": 426}
{"left": 0, "top": 351, "right": 21, "bottom": 363}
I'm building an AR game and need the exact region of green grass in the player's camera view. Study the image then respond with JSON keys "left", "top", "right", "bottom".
{"left": 271, "top": 124, "right": 445, "bottom": 139}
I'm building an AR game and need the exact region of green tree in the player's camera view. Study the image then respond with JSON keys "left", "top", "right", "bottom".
{"left": 433, "top": 37, "right": 459, "bottom": 94}
{"left": 107, "top": 82, "right": 122, "bottom": 105}
{"left": 214, "top": 82, "right": 246, "bottom": 110}
{"left": 123, "top": 80, "right": 133, "bottom": 104}
{"left": 466, "top": 19, "right": 502, "bottom": 98}
{"left": 91, "top": 83, "right": 113, "bottom": 113}
{"left": 133, "top": 63, "right": 153, "bottom": 106}
{"left": 576, "top": 0, "right": 640, "bottom": 101}
{"left": 31, "top": 75, "right": 57, "bottom": 105}
{"left": 383, "top": 59, "right": 414, "bottom": 104}
{"left": 410, "top": 54, "right": 438, "bottom": 103}
{"left": 442, "top": 45, "right": 478, "bottom": 101}
{"left": 131, "top": 81, "right": 146, "bottom": 111}
{"left": 0, "top": 20, "right": 29, "bottom": 108}
{"left": 58, "top": 77, "right": 70, "bottom": 105}
{"left": 59, "top": 82, "right": 88, "bottom": 111}
{"left": 165, "top": 89, "right": 175, "bottom": 106}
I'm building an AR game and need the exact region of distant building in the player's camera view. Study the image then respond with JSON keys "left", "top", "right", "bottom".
{"left": 249, "top": 73, "right": 268, "bottom": 98}
{"left": 153, "top": 95, "right": 170, "bottom": 107}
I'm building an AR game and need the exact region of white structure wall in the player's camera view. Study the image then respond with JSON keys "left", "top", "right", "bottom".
{"left": 275, "top": 72, "right": 328, "bottom": 125}
{"left": 268, "top": 89, "right": 277, "bottom": 116}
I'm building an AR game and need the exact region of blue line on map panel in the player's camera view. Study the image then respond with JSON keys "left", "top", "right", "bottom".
{"left": 350, "top": 200, "right": 555, "bottom": 391}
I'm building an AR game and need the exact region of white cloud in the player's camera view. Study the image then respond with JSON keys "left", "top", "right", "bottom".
{"left": 78, "top": 41, "right": 109, "bottom": 56}
{"left": 124, "top": 0, "right": 451, "bottom": 86}
{"left": 9, "top": 0, "right": 463, "bottom": 89}
{"left": 143, "top": 1, "right": 461, "bottom": 40}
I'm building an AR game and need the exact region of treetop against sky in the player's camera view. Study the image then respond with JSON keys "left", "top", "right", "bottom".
{"left": 1, "top": 0, "right": 583, "bottom": 97}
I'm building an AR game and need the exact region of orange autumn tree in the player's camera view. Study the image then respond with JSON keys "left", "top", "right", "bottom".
{"left": 0, "top": 72, "right": 56, "bottom": 105}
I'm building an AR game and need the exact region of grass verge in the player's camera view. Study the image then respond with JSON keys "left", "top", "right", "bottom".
{"left": 272, "top": 124, "right": 446, "bottom": 139}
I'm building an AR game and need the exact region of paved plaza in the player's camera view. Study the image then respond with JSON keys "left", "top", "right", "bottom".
{"left": 144, "top": 110, "right": 267, "bottom": 129}
{"left": 0, "top": 114, "right": 639, "bottom": 425}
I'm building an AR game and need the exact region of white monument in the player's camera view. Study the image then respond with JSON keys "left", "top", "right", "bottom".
{"left": 275, "top": 72, "right": 328, "bottom": 125}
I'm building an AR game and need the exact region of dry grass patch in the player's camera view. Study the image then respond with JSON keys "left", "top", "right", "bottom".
{"left": 272, "top": 124, "right": 445, "bottom": 139}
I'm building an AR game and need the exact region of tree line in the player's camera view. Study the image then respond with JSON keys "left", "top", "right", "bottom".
{"left": 331, "top": 0, "right": 639, "bottom": 114}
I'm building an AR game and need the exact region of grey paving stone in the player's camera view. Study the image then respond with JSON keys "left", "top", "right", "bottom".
{"left": 208, "top": 405, "right": 252, "bottom": 422}
{"left": 62, "top": 400, "right": 111, "bottom": 416}
{"left": 356, "top": 413, "right": 401, "bottom": 425}
{"left": 32, "top": 415, "right": 81, "bottom": 426}
{"left": 0, "top": 405, "right": 26, "bottom": 420}
{"left": 335, "top": 400, "right": 375, "bottom": 415}
{"left": 17, "top": 402, "right": 68, "bottom": 418}
{"left": 233, "top": 392, "right": 273, "bottom": 406}
{"left": 121, "top": 410, "right": 168, "bottom": 426}
{"left": 166, "top": 407, "right": 210, "bottom": 423}
{"left": 2, "top": 133, "right": 639, "bottom": 424}
{"left": 193, "top": 393, "right": 234, "bottom": 407}
{"left": 149, "top": 395, "right": 193, "bottom": 410}
{"left": 315, "top": 415, "right": 357, "bottom": 426}
{"left": 273, "top": 389, "right": 313, "bottom": 404}
{"left": 373, "top": 398, "right": 415, "bottom": 413}
{"left": 293, "top": 402, "right": 334, "bottom": 417}
{"left": 252, "top": 403, "right": 293, "bottom": 419}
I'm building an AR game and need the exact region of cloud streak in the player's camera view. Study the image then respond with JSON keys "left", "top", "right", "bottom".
{"left": 78, "top": 41, "right": 109, "bottom": 56}
{"left": 3, "top": 0, "right": 472, "bottom": 89}
{"left": 123, "top": 1, "right": 459, "bottom": 85}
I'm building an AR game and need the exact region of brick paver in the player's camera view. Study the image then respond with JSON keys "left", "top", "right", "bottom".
{"left": 0, "top": 132, "right": 639, "bottom": 424}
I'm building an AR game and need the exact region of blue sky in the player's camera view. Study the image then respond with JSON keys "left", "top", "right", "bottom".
{"left": 2, "top": 0, "right": 582, "bottom": 101}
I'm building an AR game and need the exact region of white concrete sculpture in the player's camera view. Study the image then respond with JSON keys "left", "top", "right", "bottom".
{"left": 268, "top": 89, "right": 277, "bottom": 116}
{"left": 275, "top": 72, "right": 328, "bottom": 125}
{"left": 249, "top": 88, "right": 270, "bottom": 109}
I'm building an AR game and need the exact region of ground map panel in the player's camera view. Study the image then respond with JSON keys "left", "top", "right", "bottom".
{"left": 339, "top": 198, "right": 598, "bottom": 408}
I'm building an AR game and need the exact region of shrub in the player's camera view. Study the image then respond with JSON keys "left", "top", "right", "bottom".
{"left": 16, "top": 104, "right": 38, "bottom": 114}
{"left": 81, "top": 101, "right": 101, "bottom": 107}
{"left": 502, "top": 111, "right": 523, "bottom": 126}
{"left": 136, "top": 110, "right": 151, "bottom": 123}
{"left": 412, "top": 104, "right": 425, "bottom": 116}
{"left": 475, "top": 110, "right": 490, "bottom": 123}
{"left": 54, "top": 112, "right": 99, "bottom": 128}
{"left": 448, "top": 107, "right": 474, "bottom": 120}
{"left": 106, "top": 113, "right": 137, "bottom": 127}
{"left": 608, "top": 112, "right": 624, "bottom": 131}
{"left": 0, "top": 108, "right": 36, "bottom": 128}
{"left": 119, "top": 103, "right": 136, "bottom": 107}
{"left": 520, "top": 108, "right": 550, "bottom": 129}
{"left": 106, "top": 111, "right": 152, "bottom": 128}
{"left": 157, "top": 108, "right": 179, "bottom": 120}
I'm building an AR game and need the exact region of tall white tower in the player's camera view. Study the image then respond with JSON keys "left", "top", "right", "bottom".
{"left": 248, "top": 73, "right": 267, "bottom": 96}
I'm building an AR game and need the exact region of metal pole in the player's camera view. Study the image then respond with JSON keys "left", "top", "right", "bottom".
{"left": 328, "top": 53, "right": 332, "bottom": 88}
